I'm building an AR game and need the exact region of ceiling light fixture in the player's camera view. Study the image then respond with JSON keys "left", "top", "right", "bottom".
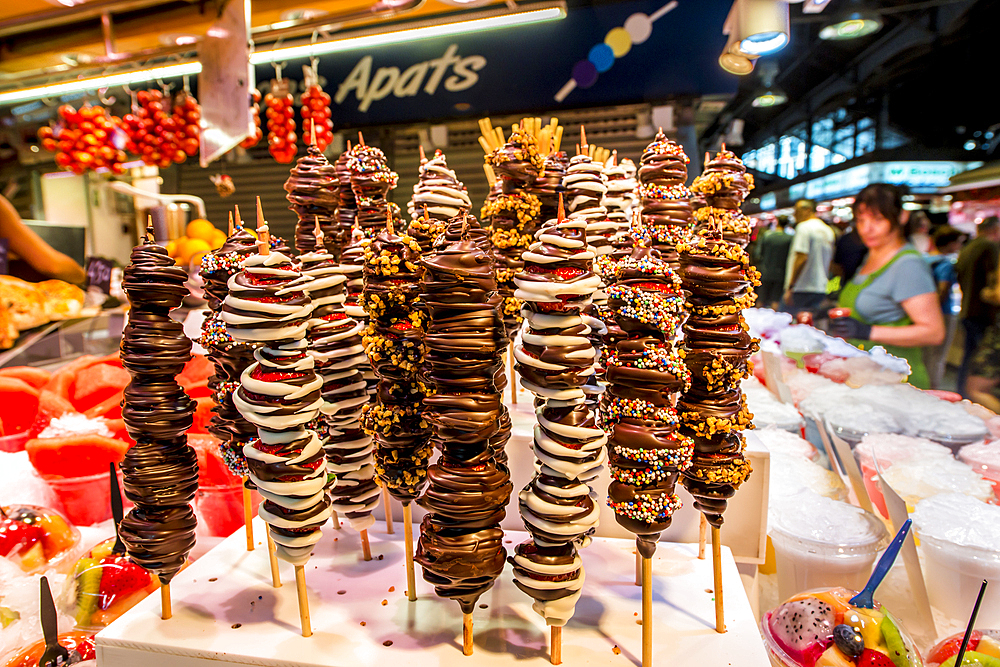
{"left": 736, "top": 0, "right": 790, "bottom": 56}
{"left": 0, "top": 62, "right": 201, "bottom": 105}
{"left": 0, "top": 1, "right": 565, "bottom": 106}
{"left": 751, "top": 60, "right": 787, "bottom": 107}
{"left": 718, "top": 1, "right": 759, "bottom": 75}
{"left": 819, "top": 0, "right": 882, "bottom": 40}
{"left": 249, "top": 3, "right": 565, "bottom": 64}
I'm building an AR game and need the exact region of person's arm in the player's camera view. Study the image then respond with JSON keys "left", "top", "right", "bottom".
{"left": 966, "top": 375, "right": 1000, "bottom": 413}
{"left": 0, "top": 196, "right": 86, "bottom": 284}
{"left": 869, "top": 291, "right": 946, "bottom": 347}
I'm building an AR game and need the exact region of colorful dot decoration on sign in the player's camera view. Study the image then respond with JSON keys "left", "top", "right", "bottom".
{"left": 555, "top": 1, "right": 679, "bottom": 103}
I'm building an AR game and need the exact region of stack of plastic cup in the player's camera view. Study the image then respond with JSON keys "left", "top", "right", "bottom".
{"left": 958, "top": 440, "right": 1000, "bottom": 501}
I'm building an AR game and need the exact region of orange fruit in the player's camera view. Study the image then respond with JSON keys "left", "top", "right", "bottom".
{"left": 209, "top": 229, "right": 227, "bottom": 249}
{"left": 186, "top": 219, "right": 217, "bottom": 242}
{"left": 177, "top": 237, "right": 211, "bottom": 266}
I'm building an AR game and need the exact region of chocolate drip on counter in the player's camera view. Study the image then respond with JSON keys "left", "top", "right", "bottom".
{"left": 677, "top": 148, "right": 760, "bottom": 528}
{"left": 119, "top": 233, "right": 198, "bottom": 585}
{"left": 415, "top": 219, "right": 512, "bottom": 613}
{"left": 600, "top": 247, "right": 690, "bottom": 556}
{"left": 285, "top": 144, "right": 342, "bottom": 259}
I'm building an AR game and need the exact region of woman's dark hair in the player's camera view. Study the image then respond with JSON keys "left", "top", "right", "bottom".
{"left": 852, "top": 183, "right": 909, "bottom": 231}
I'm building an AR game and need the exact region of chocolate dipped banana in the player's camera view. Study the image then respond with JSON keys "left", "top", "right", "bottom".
{"left": 637, "top": 130, "right": 693, "bottom": 266}
{"left": 406, "top": 150, "right": 472, "bottom": 252}
{"left": 119, "top": 228, "right": 198, "bottom": 587}
{"left": 285, "top": 142, "right": 341, "bottom": 259}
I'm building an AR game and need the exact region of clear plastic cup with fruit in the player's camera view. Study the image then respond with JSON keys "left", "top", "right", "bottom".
{"left": 761, "top": 587, "right": 924, "bottom": 667}
{"left": 67, "top": 537, "right": 161, "bottom": 631}
{"left": 926, "top": 630, "right": 1000, "bottom": 667}
{"left": 0, "top": 631, "right": 95, "bottom": 667}
{"left": 0, "top": 504, "right": 80, "bottom": 574}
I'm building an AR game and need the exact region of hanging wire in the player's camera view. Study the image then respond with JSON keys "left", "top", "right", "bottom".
{"left": 99, "top": 87, "right": 116, "bottom": 105}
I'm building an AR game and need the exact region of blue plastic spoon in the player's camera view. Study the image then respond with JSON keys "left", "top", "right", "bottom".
{"left": 850, "top": 518, "right": 912, "bottom": 609}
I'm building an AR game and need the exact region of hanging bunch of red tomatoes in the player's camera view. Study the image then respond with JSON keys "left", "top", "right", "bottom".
{"left": 300, "top": 85, "right": 332, "bottom": 151}
{"left": 122, "top": 89, "right": 200, "bottom": 168}
{"left": 265, "top": 88, "right": 297, "bottom": 163}
{"left": 240, "top": 89, "right": 264, "bottom": 149}
{"left": 38, "top": 104, "right": 128, "bottom": 175}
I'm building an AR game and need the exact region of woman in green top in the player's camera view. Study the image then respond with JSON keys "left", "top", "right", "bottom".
{"left": 828, "top": 184, "right": 945, "bottom": 389}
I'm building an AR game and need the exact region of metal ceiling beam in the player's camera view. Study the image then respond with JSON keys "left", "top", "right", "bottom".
{"left": 0, "top": 0, "right": 195, "bottom": 39}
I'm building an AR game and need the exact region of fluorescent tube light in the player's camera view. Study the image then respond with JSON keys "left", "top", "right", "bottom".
{"left": 0, "top": 62, "right": 201, "bottom": 105}
{"left": 250, "top": 5, "right": 565, "bottom": 64}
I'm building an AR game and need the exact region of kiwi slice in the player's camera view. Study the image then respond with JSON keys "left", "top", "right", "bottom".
{"left": 0, "top": 606, "right": 19, "bottom": 628}
{"left": 941, "top": 651, "right": 1000, "bottom": 667}
{"left": 73, "top": 557, "right": 102, "bottom": 627}
{"left": 879, "top": 615, "right": 913, "bottom": 667}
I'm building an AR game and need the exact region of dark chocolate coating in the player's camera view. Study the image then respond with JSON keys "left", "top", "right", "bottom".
{"left": 119, "top": 235, "right": 198, "bottom": 584}
{"left": 285, "top": 144, "right": 342, "bottom": 259}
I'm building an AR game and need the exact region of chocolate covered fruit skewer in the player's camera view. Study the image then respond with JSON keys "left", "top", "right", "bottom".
{"left": 406, "top": 148, "right": 472, "bottom": 252}
{"left": 285, "top": 127, "right": 341, "bottom": 260}
{"left": 224, "top": 206, "right": 330, "bottom": 637}
{"left": 119, "top": 221, "right": 198, "bottom": 620}
{"left": 637, "top": 129, "right": 694, "bottom": 267}
{"left": 299, "top": 220, "right": 377, "bottom": 559}
{"left": 199, "top": 212, "right": 260, "bottom": 551}
{"left": 678, "top": 147, "right": 760, "bottom": 634}
{"left": 512, "top": 195, "right": 606, "bottom": 662}
{"left": 602, "top": 245, "right": 690, "bottom": 667}
{"left": 415, "top": 217, "right": 512, "bottom": 655}
{"left": 361, "top": 211, "right": 430, "bottom": 595}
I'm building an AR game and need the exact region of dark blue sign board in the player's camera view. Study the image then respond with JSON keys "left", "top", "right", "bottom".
{"left": 253, "top": 0, "right": 735, "bottom": 127}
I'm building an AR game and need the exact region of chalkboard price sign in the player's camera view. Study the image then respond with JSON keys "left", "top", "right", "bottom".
{"left": 85, "top": 256, "right": 115, "bottom": 294}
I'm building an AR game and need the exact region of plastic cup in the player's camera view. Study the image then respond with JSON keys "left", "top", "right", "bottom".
{"left": 196, "top": 484, "right": 262, "bottom": 538}
{"left": 958, "top": 441, "right": 1000, "bottom": 502}
{"left": 921, "top": 534, "right": 1000, "bottom": 626}
{"left": 769, "top": 509, "right": 888, "bottom": 601}
{"left": 0, "top": 431, "right": 30, "bottom": 453}
{"left": 43, "top": 469, "right": 127, "bottom": 527}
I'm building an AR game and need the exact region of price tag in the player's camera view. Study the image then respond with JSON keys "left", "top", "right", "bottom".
{"left": 85, "top": 256, "right": 115, "bottom": 294}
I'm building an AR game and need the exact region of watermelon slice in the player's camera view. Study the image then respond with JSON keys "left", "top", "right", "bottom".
{"left": 100, "top": 418, "right": 134, "bottom": 446}
{"left": 189, "top": 397, "right": 214, "bottom": 434}
{"left": 184, "top": 380, "right": 211, "bottom": 399}
{"left": 0, "top": 367, "right": 51, "bottom": 390}
{"left": 187, "top": 433, "right": 239, "bottom": 487}
{"left": 72, "top": 364, "right": 130, "bottom": 413}
{"left": 83, "top": 392, "right": 123, "bottom": 420}
{"left": 43, "top": 356, "right": 99, "bottom": 400}
{"left": 26, "top": 434, "right": 131, "bottom": 477}
{"left": 0, "top": 377, "right": 41, "bottom": 434}
{"left": 178, "top": 355, "right": 213, "bottom": 386}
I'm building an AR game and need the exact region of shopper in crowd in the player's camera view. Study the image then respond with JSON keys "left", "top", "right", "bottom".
{"left": 963, "top": 334, "right": 1000, "bottom": 413}
{"left": 923, "top": 226, "right": 965, "bottom": 389}
{"left": 781, "top": 199, "right": 836, "bottom": 316}
{"left": 754, "top": 216, "right": 794, "bottom": 309}
{"left": 955, "top": 216, "right": 1000, "bottom": 397}
{"left": 0, "top": 194, "right": 85, "bottom": 284}
{"left": 828, "top": 184, "right": 944, "bottom": 389}
{"left": 832, "top": 224, "right": 867, "bottom": 285}
{"left": 907, "top": 210, "right": 933, "bottom": 254}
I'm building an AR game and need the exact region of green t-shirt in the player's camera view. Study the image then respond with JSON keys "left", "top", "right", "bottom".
{"left": 850, "top": 245, "right": 936, "bottom": 324}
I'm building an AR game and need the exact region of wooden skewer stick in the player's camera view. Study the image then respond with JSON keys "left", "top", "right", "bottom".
{"left": 712, "top": 526, "right": 726, "bottom": 633}
{"left": 635, "top": 551, "right": 641, "bottom": 586}
{"left": 550, "top": 626, "right": 562, "bottom": 665}
{"left": 403, "top": 503, "right": 417, "bottom": 602}
{"left": 509, "top": 343, "right": 517, "bottom": 405}
{"left": 383, "top": 487, "right": 395, "bottom": 534}
{"left": 360, "top": 529, "right": 372, "bottom": 561}
{"left": 698, "top": 514, "right": 707, "bottom": 560}
{"left": 330, "top": 510, "right": 341, "bottom": 529}
{"left": 463, "top": 612, "right": 473, "bottom": 656}
{"left": 266, "top": 532, "right": 282, "bottom": 588}
{"left": 161, "top": 583, "right": 172, "bottom": 620}
{"left": 242, "top": 479, "right": 254, "bottom": 551}
{"left": 294, "top": 565, "right": 312, "bottom": 637}
{"left": 358, "top": 131, "right": 365, "bottom": 146}
{"left": 418, "top": 144, "right": 426, "bottom": 163}
{"left": 641, "top": 557, "right": 652, "bottom": 667}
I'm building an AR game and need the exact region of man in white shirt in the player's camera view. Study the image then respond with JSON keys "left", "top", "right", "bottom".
{"left": 781, "top": 199, "right": 835, "bottom": 315}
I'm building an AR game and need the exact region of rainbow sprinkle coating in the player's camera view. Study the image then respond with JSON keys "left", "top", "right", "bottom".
{"left": 605, "top": 395, "right": 678, "bottom": 425}
{"left": 609, "top": 492, "right": 682, "bottom": 524}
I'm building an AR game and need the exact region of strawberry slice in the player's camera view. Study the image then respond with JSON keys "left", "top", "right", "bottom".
{"left": 98, "top": 555, "right": 152, "bottom": 610}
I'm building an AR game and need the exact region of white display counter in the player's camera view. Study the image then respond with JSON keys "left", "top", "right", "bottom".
{"left": 96, "top": 519, "right": 769, "bottom": 667}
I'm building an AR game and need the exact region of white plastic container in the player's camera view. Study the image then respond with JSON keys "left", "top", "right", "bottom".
{"left": 769, "top": 491, "right": 888, "bottom": 601}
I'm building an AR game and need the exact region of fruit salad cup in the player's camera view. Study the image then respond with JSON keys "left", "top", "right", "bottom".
{"left": 926, "top": 630, "right": 1000, "bottom": 667}
{"left": 762, "top": 587, "right": 923, "bottom": 667}
{"left": 0, "top": 504, "right": 79, "bottom": 573}
{"left": 68, "top": 537, "right": 161, "bottom": 631}
{"left": 0, "top": 631, "right": 95, "bottom": 667}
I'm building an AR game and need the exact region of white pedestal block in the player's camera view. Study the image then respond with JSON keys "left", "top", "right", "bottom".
{"left": 97, "top": 520, "right": 769, "bottom": 667}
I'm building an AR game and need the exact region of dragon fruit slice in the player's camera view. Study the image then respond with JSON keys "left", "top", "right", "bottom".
{"left": 767, "top": 598, "right": 837, "bottom": 667}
